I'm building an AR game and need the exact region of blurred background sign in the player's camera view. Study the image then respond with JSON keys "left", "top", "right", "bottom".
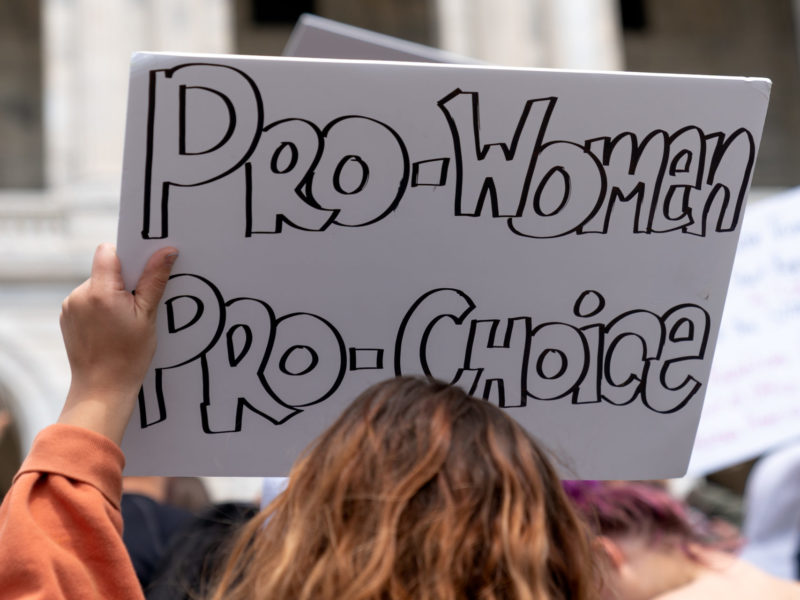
{"left": 690, "top": 186, "right": 800, "bottom": 476}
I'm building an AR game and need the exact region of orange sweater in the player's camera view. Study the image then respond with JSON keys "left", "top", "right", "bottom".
{"left": 0, "top": 424, "right": 143, "bottom": 599}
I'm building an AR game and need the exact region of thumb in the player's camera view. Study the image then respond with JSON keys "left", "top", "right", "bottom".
{"left": 133, "top": 247, "right": 179, "bottom": 317}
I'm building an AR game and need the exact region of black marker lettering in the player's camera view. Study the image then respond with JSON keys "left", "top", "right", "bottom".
{"left": 140, "top": 72, "right": 753, "bottom": 240}
{"left": 464, "top": 317, "right": 531, "bottom": 407}
{"left": 509, "top": 141, "right": 606, "bottom": 238}
{"left": 438, "top": 90, "right": 556, "bottom": 218}
{"left": 525, "top": 322, "right": 589, "bottom": 402}
{"left": 143, "top": 63, "right": 264, "bottom": 239}
{"left": 139, "top": 273, "right": 225, "bottom": 426}
{"left": 141, "top": 277, "right": 712, "bottom": 431}
{"left": 201, "top": 297, "right": 300, "bottom": 433}
{"left": 247, "top": 118, "right": 333, "bottom": 234}
{"left": 683, "top": 128, "right": 755, "bottom": 236}
{"left": 262, "top": 312, "right": 347, "bottom": 408}
{"left": 648, "top": 127, "right": 705, "bottom": 233}
{"left": 310, "top": 116, "right": 409, "bottom": 227}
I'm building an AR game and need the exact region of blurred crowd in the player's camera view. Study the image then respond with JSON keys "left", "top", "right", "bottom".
{"left": 3, "top": 381, "right": 800, "bottom": 598}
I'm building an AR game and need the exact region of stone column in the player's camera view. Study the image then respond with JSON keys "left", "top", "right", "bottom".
{"left": 0, "top": 0, "right": 235, "bottom": 456}
{"left": 437, "top": 0, "right": 546, "bottom": 66}
{"left": 546, "top": 0, "right": 624, "bottom": 70}
{"left": 436, "top": 0, "right": 623, "bottom": 69}
{"left": 42, "top": 0, "right": 234, "bottom": 190}
{"left": 0, "top": 1, "right": 43, "bottom": 188}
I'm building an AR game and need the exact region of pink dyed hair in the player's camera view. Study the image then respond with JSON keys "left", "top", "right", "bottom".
{"left": 563, "top": 481, "right": 701, "bottom": 549}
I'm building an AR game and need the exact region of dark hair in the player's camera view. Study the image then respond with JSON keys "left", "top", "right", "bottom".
{"left": 146, "top": 502, "right": 258, "bottom": 600}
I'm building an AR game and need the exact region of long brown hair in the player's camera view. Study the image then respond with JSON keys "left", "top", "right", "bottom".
{"left": 210, "top": 376, "right": 597, "bottom": 600}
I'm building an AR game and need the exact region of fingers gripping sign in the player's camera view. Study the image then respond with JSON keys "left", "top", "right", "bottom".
{"left": 58, "top": 243, "right": 179, "bottom": 444}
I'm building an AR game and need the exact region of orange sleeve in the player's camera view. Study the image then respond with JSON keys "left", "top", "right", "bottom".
{"left": 0, "top": 424, "right": 143, "bottom": 600}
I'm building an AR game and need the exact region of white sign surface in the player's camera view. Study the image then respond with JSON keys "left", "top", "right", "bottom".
{"left": 117, "top": 52, "right": 770, "bottom": 478}
{"left": 284, "top": 13, "right": 478, "bottom": 63}
{"left": 689, "top": 188, "right": 800, "bottom": 475}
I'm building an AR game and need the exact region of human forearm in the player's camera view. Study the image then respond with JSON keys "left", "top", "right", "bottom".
{"left": 57, "top": 243, "right": 177, "bottom": 444}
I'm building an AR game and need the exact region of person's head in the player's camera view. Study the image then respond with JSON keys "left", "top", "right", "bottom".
{"left": 564, "top": 481, "right": 707, "bottom": 600}
{"left": 565, "top": 480, "right": 699, "bottom": 549}
{"left": 147, "top": 502, "right": 259, "bottom": 600}
{"left": 165, "top": 476, "right": 212, "bottom": 514}
{"left": 211, "top": 376, "right": 596, "bottom": 600}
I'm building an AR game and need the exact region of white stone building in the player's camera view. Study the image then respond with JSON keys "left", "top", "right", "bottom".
{"left": 1, "top": 0, "right": 797, "bottom": 497}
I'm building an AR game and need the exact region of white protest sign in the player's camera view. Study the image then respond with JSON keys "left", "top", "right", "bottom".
{"left": 688, "top": 187, "right": 800, "bottom": 475}
{"left": 117, "top": 52, "right": 770, "bottom": 478}
{"left": 284, "top": 13, "right": 479, "bottom": 63}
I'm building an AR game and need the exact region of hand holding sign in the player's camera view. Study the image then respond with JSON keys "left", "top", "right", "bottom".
{"left": 58, "top": 243, "right": 178, "bottom": 444}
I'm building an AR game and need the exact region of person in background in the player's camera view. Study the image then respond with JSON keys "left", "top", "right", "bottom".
{"left": 0, "top": 243, "right": 599, "bottom": 600}
{"left": 565, "top": 480, "right": 800, "bottom": 599}
{"left": 121, "top": 476, "right": 208, "bottom": 589}
{"left": 145, "top": 501, "right": 258, "bottom": 600}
